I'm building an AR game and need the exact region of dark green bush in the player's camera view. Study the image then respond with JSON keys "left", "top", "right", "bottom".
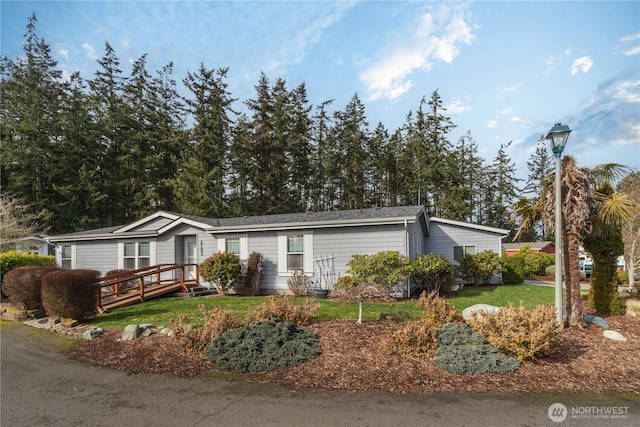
{"left": 41, "top": 269, "right": 99, "bottom": 320}
{"left": 458, "top": 250, "right": 501, "bottom": 285}
{"left": 2, "top": 266, "right": 59, "bottom": 309}
{"left": 431, "top": 322, "right": 520, "bottom": 375}
{"left": 501, "top": 255, "right": 525, "bottom": 284}
{"left": 206, "top": 319, "right": 321, "bottom": 372}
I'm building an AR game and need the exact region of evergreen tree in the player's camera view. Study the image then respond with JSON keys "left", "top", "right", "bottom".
{"left": 173, "top": 65, "right": 235, "bottom": 217}
{"left": 485, "top": 141, "right": 521, "bottom": 230}
{"left": 286, "top": 82, "right": 314, "bottom": 211}
{"left": 310, "top": 99, "right": 335, "bottom": 211}
{"left": 331, "top": 93, "right": 370, "bottom": 209}
{"left": 0, "top": 14, "right": 65, "bottom": 225}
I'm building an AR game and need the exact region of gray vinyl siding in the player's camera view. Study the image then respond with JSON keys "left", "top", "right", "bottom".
{"left": 74, "top": 241, "right": 118, "bottom": 276}
{"left": 313, "top": 224, "right": 406, "bottom": 284}
{"left": 425, "top": 222, "right": 504, "bottom": 263}
{"left": 246, "top": 231, "right": 279, "bottom": 290}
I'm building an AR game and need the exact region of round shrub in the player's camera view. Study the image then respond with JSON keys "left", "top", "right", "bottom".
{"left": 431, "top": 322, "right": 520, "bottom": 375}
{"left": 206, "top": 319, "right": 321, "bottom": 372}
{"left": 501, "top": 256, "right": 525, "bottom": 284}
{"left": 41, "top": 269, "right": 99, "bottom": 320}
{"left": 2, "top": 266, "right": 59, "bottom": 309}
{"left": 200, "top": 252, "right": 242, "bottom": 296}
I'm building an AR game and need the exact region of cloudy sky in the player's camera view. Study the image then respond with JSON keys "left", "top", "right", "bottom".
{"left": 2, "top": 1, "right": 639, "bottom": 180}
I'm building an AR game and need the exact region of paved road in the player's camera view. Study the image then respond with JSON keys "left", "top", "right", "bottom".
{"left": 1, "top": 322, "right": 638, "bottom": 427}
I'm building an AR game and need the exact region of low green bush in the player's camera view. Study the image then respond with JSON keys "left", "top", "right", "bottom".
{"left": 406, "top": 254, "right": 453, "bottom": 295}
{"left": 200, "top": 252, "right": 242, "bottom": 296}
{"left": 458, "top": 250, "right": 501, "bottom": 285}
{"left": 513, "top": 247, "right": 554, "bottom": 276}
{"left": 206, "top": 319, "right": 321, "bottom": 372}
{"left": 431, "top": 322, "right": 520, "bottom": 375}
{"left": 501, "top": 256, "right": 525, "bottom": 284}
{"left": 41, "top": 269, "right": 99, "bottom": 320}
{"left": 2, "top": 266, "right": 59, "bottom": 309}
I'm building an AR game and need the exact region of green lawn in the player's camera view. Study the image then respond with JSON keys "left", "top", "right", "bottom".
{"left": 88, "top": 284, "right": 555, "bottom": 328}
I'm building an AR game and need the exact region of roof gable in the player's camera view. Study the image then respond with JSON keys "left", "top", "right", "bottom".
{"left": 429, "top": 217, "right": 509, "bottom": 235}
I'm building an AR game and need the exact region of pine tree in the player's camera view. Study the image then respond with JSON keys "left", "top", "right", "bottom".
{"left": 173, "top": 65, "right": 235, "bottom": 217}
{"left": 485, "top": 141, "right": 521, "bottom": 230}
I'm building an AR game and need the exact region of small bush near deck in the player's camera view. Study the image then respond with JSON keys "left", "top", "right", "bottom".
{"left": 417, "top": 291, "right": 462, "bottom": 327}
{"left": 245, "top": 295, "right": 318, "bottom": 326}
{"left": 467, "top": 303, "right": 560, "bottom": 361}
{"left": 431, "top": 322, "right": 520, "bottom": 375}
{"left": 169, "top": 304, "right": 243, "bottom": 353}
{"left": 41, "top": 269, "right": 99, "bottom": 320}
{"left": 287, "top": 270, "right": 313, "bottom": 296}
{"left": 206, "top": 319, "right": 321, "bottom": 372}
{"left": 2, "top": 266, "right": 59, "bottom": 309}
{"left": 382, "top": 320, "right": 438, "bottom": 358}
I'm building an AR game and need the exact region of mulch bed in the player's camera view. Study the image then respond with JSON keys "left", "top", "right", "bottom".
{"left": 66, "top": 315, "right": 640, "bottom": 394}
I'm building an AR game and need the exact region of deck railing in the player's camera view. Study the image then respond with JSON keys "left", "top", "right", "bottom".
{"left": 96, "top": 264, "right": 199, "bottom": 312}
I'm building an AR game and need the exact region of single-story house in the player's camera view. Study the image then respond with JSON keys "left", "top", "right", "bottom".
{"left": 48, "top": 206, "right": 509, "bottom": 295}
{"left": 0, "top": 235, "right": 54, "bottom": 256}
{"left": 502, "top": 241, "right": 555, "bottom": 256}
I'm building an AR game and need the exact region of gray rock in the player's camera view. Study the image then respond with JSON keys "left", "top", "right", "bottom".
{"left": 141, "top": 327, "right": 157, "bottom": 337}
{"left": 603, "top": 330, "right": 627, "bottom": 342}
{"left": 462, "top": 304, "right": 501, "bottom": 321}
{"left": 121, "top": 324, "right": 140, "bottom": 341}
{"left": 139, "top": 323, "right": 154, "bottom": 331}
{"left": 159, "top": 327, "right": 172, "bottom": 336}
{"left": 83, "top": 328, "right": 103, "bottom": 340}
{"left": 584, "top": 314, "right": 610, "bottom": 329}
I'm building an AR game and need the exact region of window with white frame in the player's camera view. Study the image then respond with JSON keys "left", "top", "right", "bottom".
{"left": 277, "top": 233, "right": 313, "bottom": 275}
{"left": 121, "top": 242, "right": 153, "bottom": 270}
{"left": 453, "top": 245, "right": 476, "bottom": 263}
{"left": 61, "top": 245, "right": 72, "bottom": 269}
{"left": 225, "top": 237, "right": 240, "bottom": 255}
{"left": 217, "top": 236, "right": 248, "bottom": 259}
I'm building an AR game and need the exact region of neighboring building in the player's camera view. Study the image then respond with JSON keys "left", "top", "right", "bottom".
{"left": 0, "top": 235, "right": 54, "bottom": 256}
{"left": 48, "top": 206, "right": 509, "bottom": 295}
{"left": 502, "top": 241, "right": 555, "bottom": 256}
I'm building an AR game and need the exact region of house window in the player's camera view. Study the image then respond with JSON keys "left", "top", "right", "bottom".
{"left": 453, "top": 245, "right": 476, "bottom": 262}
{"left": 225, "top": 238, "right": 240, "bottom": 255}
{"left": 287, "top": 235, "right": 304, "bottom": 271}
{"left": 122, "top": 242, "right": 151, "bottom": 270}
{"left": 277, "top": 233, "right": 313, "bottom": 275}
{"left": 61, "top": 245, "right": 72, "bottom": 269}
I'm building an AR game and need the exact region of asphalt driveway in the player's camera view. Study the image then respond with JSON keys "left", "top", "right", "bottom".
{"left": 1, "top": 322, "right": 637, "bottom": 427}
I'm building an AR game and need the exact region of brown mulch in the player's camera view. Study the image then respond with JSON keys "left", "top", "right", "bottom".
{"left": 66, "top": 315, "right": 640, "bottom": 394}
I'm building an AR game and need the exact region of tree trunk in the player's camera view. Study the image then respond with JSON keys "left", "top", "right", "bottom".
{"left": 565, "top": 230, "right": 584, "bottom": 326}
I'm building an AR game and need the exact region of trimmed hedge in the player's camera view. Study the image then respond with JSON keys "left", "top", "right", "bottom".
{"left": 1, "top": 251, "right": 55, "bottom": 277}
{"left": 2, "top": 266, "right": 60, "bottom": 309}
{"left": 41, "top": 269, "right": 99, "bottom": 320}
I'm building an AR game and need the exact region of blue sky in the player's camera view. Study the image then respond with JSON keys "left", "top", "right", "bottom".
{"left": 2, "top": 1, "right": 639, "bottom": 182}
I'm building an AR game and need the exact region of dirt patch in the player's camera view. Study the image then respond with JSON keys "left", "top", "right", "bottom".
{"left": 66, "top": 315, "right": 640, "bottom": 394}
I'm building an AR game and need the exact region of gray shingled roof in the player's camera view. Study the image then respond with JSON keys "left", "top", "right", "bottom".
{"left": 218, "top": 205, "right": 425, "bottom": 227}
{"left": 50, "top": 206, "right": 425, "bottom": 239}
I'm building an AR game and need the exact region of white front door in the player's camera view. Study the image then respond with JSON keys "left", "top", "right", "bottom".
{"left": 184, "top": 236, "right": 197, "bottom": 280}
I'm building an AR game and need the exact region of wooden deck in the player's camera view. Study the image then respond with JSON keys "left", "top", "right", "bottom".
{"left": 96, "top": 264, "right": 199, "bottom": 312}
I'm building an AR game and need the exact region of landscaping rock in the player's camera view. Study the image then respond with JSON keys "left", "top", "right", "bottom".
{"left": 462, "top": 304, "right": 501, "bottom": 321}
{"left": 121, "top": 324, "right": 140, "bottom": 341}
{"left": 83, "top": 328, "right": 103, "bottom": 340}
{"left": 584, "top": 314, "right": 610, "bottom": 329}
{"left": 159, "top": 327, "right": 172, "bottom": 336}
{"left": 603, "top": 330, "right": 627, "bottom": 342}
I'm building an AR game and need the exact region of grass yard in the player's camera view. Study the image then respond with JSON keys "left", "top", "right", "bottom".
{"left": 88, "top": 284, "right": 555, "bottom": 329}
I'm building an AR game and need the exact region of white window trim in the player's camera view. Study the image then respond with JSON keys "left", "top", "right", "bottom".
{"left": 118, "top": 241, "right": 156, "bottom": 269}
{"left": 216, "top": 235, "right": 248, "bottom": 260}
{"left": 57, "top": 243, "right": 76, "bottom": 269}
{"left": 277, "top": 232, "right": 313, "bottom": 276}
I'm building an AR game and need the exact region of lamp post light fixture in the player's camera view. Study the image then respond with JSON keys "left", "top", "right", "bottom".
{"left": 545, "top": 123, "right": 571, "bottom": 323}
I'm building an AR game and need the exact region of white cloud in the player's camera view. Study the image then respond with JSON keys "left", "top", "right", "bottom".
{"left": 361, "top": 4, "right": 475, "bottom": 101}
{"left": 623, "top": 46, "right": 640, "bottom": 56}
{"left": 497, "top": 83, "right": 522, "bottom": 98}
{"left": 615, "top": 80, "right": 640, "bottom": 103}
{"left": 486, "top": 120, "right": 498, "bottom": 129}
{"left": 509, "top": 116, "right": 531, "bottom": 126}
{"left": 82, "top": 43, "right": 97, "bottom": 60}
{"left": 571, "top": 56, "right": 593, "bottom": 76}
{"left": 446, "top": 99, "right": 471, "bottom": 114}
{"left": 620, "top": 32, "right": 640, "bottom": 43}
{"left": 56, "top": 45, "right": 69, "bottom": 61}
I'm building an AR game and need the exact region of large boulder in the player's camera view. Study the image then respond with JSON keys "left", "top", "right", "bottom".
{"left": 462, "top": 304, "right": 501, "bottom": 321}
{"left": 121, "top": 324, "right": 140, "bottom": 341}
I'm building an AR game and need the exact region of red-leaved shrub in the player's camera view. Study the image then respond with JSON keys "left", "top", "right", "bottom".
{"left": 41, "top": 270, "right": 99, "bottom": 320}
{"left": 2, "top": 266, "right": 60, "bottom": 309}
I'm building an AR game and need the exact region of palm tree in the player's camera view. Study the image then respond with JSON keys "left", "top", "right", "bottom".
{"left": 514, "top": 156, "right": 633, "bottom": 326}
